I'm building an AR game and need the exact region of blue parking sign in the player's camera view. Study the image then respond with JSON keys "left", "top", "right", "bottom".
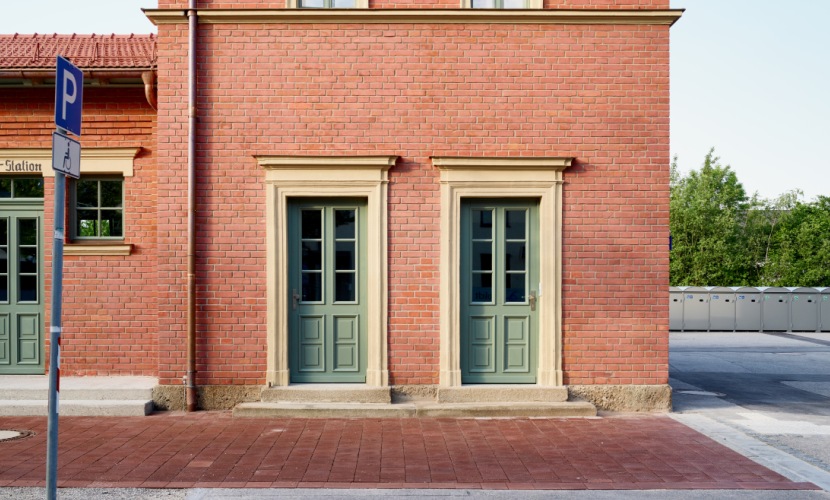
{"left": 55, "top": 56, "right": 83, "bottom": 136}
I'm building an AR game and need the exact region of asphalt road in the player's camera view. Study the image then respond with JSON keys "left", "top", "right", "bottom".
{"left": 670, "top": 331, "right": 830, "bottom": 488}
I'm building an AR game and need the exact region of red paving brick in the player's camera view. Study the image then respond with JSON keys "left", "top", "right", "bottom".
{"left": 0, "top": 413, "right": 819, "bottom": 490}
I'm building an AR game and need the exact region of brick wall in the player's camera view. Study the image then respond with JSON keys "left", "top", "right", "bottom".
{"left": 0, "top": 87, "right": 158, "bottom": 375}
{"left": 155, "top": 20, "right": 670, "bottom": 387}
{"left": 158, "top": 1, "right": 670, "bottom": 8}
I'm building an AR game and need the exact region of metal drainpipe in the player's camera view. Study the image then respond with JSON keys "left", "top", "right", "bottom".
{"left": 186, "top": 0, "right": 198, "bottom": 412}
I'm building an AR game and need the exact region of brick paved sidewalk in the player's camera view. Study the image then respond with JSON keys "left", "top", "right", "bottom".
{"left": 0, "top": 413, "right": 819, "bottom": 491}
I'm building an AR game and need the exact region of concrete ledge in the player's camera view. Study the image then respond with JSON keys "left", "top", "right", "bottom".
{"left": 0, "top": 400, "right": 154, "bottom": 417}
{"left": 234, "top": 402, "right": 412, "bottom": 418}
{"left": 416, "top": 401, "right": 596, "bottom": 418}
{"left": 0, "top": 387, "right": 153, "bottom": 401}
{"left": 437, "top": 385, "right": 567, "bottom": 403}
{"left": 568, "top": 384, "right": 672, "bottom": 412}
{"left": 0, "top": 375, "right": 156, "bottom": 401}
{"left": 233, "top": 400, "right": 596, "bottom": 418}
{"left": 261, "top": 384, "right": 392, "bottom": 404}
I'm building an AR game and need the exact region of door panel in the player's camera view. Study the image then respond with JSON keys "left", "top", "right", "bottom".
{"left": 469, "top": 316, "right": 495, "bottom": 374}
{"left": 298, "top": 315, "right": 325, "bottom": 373}
{"left": 504, "top": 316, "right": 530, "bottom": 373}
{"left": 288, "top": 199, "right": 367, "bottom": 383}
{"left": 0, "top": 313, "right": 9, "bottom": 365}
{"left": 461, "top": 200, "right": 538, "bottom": 383}
{"left": 0, "top": 208, "right": 44, "bottom": 374}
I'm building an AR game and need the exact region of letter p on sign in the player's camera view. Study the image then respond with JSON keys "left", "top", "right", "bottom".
{"left": 55, "top": 56, "right": 83, "bottom": 137}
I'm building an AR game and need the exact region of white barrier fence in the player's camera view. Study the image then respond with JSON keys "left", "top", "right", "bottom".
{"left": 670, "top": 286, "right": 830, "bottom": 332}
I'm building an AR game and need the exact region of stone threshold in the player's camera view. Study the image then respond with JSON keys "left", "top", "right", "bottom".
{"left": 234, "top": 400, "right": 596, "bottom": 418}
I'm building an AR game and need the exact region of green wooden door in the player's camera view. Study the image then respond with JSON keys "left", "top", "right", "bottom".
{"left": 0, "top": 208, "right": 45, "bottom": 374}
{"left": 288, "top": 199, "right": 367, "bottom": 383}
{"left": 461, "top": 200, "right": 539, "bottom": 383}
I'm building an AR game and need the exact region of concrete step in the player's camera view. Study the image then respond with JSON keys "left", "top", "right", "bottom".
{"left": 260, "top": 384, "right": 391, "bottom": 404}
{"left": 0, "top": 376, "right": 157, "bottom": 416}
{"left": 0, "top": 375, "right": 156, "bottom": 401}
{"left": 234, "top": 400, "right": 596, "bottom": 418}
{"left": 437, "top": 385, "right": 568, "bottom": 403}
{"left": 0, "top": 399, "right": 154, "bottom": 417}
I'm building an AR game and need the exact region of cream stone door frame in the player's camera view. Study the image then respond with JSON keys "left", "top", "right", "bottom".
{"left": 432, "top": 156, "right": 572, "bottom": 387}
{"left": 257, "top": 155, "right": 397, "bottom": 387}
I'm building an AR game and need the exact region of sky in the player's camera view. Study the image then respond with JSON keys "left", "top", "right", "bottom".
{"left": 2, "top": 1, "right": 828, "bottom": 202}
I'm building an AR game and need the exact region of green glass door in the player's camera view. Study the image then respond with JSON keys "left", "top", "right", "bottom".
{"left": 461, "top": 200, "right": 539, "bottom": 383}
{"left": 0, "top": 209, "right": 45, "bottom": 374}
{"left": 288, "top": 199, "right": 367, "bottom": 383}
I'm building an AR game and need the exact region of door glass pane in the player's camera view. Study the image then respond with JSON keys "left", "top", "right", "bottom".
{"left": 301, "top": 210, "right": 322, "bottom": 239}
{"left": 0, "top": 218, "right": 7, "bottom": 302}
{"left": 19, "top": 219, "right": 37, "bottom": 246}
{"left": 505, "top": 273, "right": 526, "bottom": 302}
{"left": 335, "top": 241, "right": 355, "bottom": 270}
{"left": 19, "top": 275, "right": 37, "bottom": 302}
{"left": 302, "top": 241, "right": 322, "bottom": 270}
{"left": 18, "top": 218, "right": 38, "bottom": 302}
{"left": 472, "top": 209, "right": 493, "bottom": 239}
{"left": 471, "top": 208, "right": 494, "bottom": 303}
{"left": 19, "top": 248, "right": 37, "bottom": 273}
{"left": 0, "top": 179, "right": 10, "bottom": 198}
{"left": 472, "top": 273, "right": 492, "bottom": 303}
{"left": 505, "top": 242, "right": 525, "bottom": 271}
{"left": 472, "top": 241, "right": 492, "bottom": 271}
{"left": 301, "top": 208, "right": 324, "bottom": 302}
{"left": 335, "top": 210, "right": 355, "bottom": 239}
{"left": 505, "top": 210, "right": 526, "bottom": 240}
{"left": 302, "top": 272, "right": 322, "bottom": 302}
{"left": 335, "top": 273, "right": 355, "bottom": 302}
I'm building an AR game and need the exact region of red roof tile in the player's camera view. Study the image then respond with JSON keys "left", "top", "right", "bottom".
{"left": 0, "top": 33, "right": 156, "bottom": 70}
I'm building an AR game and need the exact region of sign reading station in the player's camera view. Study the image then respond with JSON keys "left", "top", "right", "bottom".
{"left": 54, "top": 56, "right": 83, "bottom": 136}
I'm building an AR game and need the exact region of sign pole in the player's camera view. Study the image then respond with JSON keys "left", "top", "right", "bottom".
{"left": 46, "top": 161, "right": 66, "bottom": 500}
{"left": 47, "top": 55, "right": 82, "bottom": 500}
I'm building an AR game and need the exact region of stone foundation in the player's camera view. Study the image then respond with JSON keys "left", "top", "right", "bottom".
{"left": 568, "top": 384, "right": 672, "bottom": 412}
{"left": 153, "top": 383, "right": 671, "bottom": 412}
{"left": 152, "top": 385, "right": 261, "bottom": 411}
{"left": 391, "top": 385, "right": 438, "bottom": 402}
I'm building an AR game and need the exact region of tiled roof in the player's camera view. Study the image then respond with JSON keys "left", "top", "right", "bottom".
{"left": 0, "top": 33, "right": 156, "bottom": 70}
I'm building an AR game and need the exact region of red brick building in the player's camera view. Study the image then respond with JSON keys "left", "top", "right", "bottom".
{"left": 0, "top": 0, "right": 681, "bottom": 412}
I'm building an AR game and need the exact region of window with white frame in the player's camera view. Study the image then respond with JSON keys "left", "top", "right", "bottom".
{"left": 71, "top": 177, "right": 124, "bottom": 240}
{"left": 466, "top": 0, "right": 542, "bottom": 7}
{"left": 289, "top": 0, "right": 367, "bottom": 7}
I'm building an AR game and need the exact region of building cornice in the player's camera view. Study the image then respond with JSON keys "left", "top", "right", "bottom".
{"left": 256, "top": 155, "right": 398, "bottom": 170}
{"left": 432, "top": 156, "right": 573, "bottom": 171}
{"left": 144, "top": 8, "right": 683, "bottom": 26}
{"left": 0, "top": 147, "right": 140, "bottom": 177}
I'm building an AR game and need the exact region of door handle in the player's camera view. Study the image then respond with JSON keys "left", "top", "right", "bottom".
{"left": 529, "top": 291, "right": 537, "bottom": 311}
{"left": 292, "top": 289, "right": 300, "bottom": 310}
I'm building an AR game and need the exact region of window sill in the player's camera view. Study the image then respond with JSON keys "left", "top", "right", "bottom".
{"left": 64, "top": 243, "right": 133, "bottom": 256}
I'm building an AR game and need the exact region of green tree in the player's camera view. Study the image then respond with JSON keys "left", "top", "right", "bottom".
{"left": 763, "top": 196, "right": 830, "bottom": 286}
{"left": 670, "top": 149, "right": 751, "bottom": 285}
{"left": 742, "top": 189, "right": 802, "bottom": 284}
